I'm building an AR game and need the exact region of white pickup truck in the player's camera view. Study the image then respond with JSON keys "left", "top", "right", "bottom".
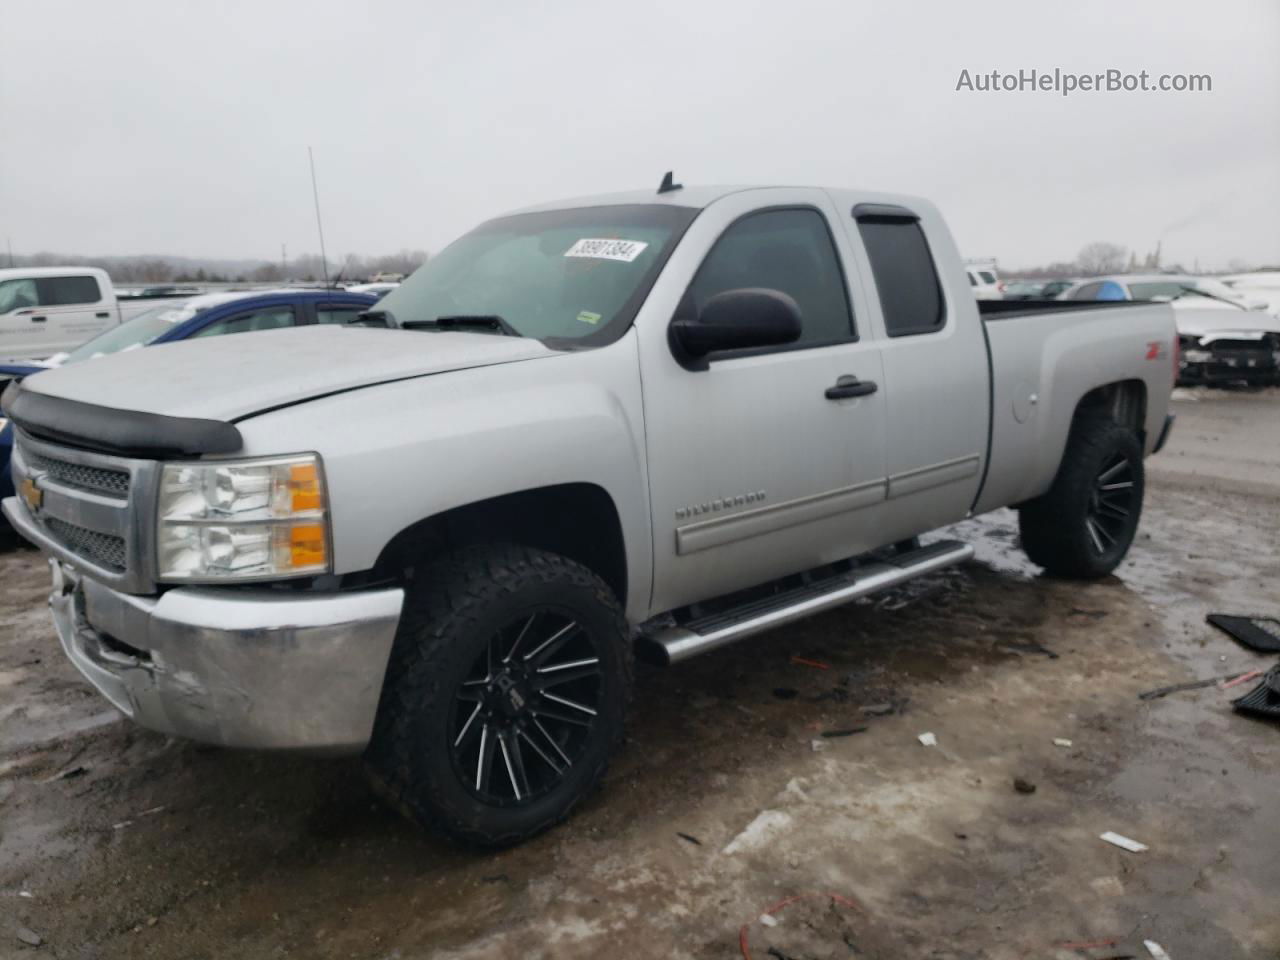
{"left": 0, "top": 267, "right": 188, "bottom": 361}
{"left": 3, "top": 183, "right": 1176, "bottom": 846}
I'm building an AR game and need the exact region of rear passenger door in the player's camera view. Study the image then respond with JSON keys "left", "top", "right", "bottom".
{"left": 844, "top": 204, "right": 989, "bottom": 540}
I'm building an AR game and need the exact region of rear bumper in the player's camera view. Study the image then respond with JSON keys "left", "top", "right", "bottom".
{"left": 44, "top": 559, "right": 403, "bottom": 754}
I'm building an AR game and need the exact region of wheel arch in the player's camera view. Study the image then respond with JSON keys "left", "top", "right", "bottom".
{"left": 1071, "top": 378, "right": 1148, "bottom": 441}
{"left": 371, "top": 483, "right": 629, "bottom": 607}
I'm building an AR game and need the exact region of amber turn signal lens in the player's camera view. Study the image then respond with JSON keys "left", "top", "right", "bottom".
{"left": 289, "top": 463, "right": 323, "bottom": 512}
{"left": 288, "top": 522, "right": 328, "bottom": 568}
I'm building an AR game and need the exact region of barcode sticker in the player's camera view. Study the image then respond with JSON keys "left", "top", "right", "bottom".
{"left": 563, "top": 238, "right": 649, "bottom": 262}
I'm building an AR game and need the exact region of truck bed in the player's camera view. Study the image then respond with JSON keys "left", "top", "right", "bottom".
{"left": 977, "top": 299, "right": 1152, "bottom": 320}
{"left": 973, "top": 299, "right": 1175, "bottom": 515}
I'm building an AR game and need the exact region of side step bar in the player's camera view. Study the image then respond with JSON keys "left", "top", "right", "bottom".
{"left": 638, "top": 540, "right": 974, "bottom": 665}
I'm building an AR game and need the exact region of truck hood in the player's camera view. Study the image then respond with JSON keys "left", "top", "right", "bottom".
{"left": 19, "top": 325, "right": 556, "bottom": 422}
{"left": 1175, "top": 306, "right": 1280, "bottom": 340}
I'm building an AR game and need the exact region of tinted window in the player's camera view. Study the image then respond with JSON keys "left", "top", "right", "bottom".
{"left": 966, "top": 272, "right": 977, "bottom": 286}
{"left": 1070, "top": 282, "right": 1104, "bottom": 300}
{"left": 856, "top": 218, "right": 945, "bottom": 337}
{"left": 37, "top": 275, "right": 101, "bottom": 306}
{"left": 316, "top": 306, "right": 366, "bottom": 325}
{"left": 0, "top": 278, "right": 39, "bottom": 313}
{"left": 1128, "top": 281, "right": 1188, "bottom": 300}
{"left": 979, "top": 271, "right": 996, "bottom": 284}
{"left": 688, "top": 208, "right": 854, "bottom": 347}
{"left": 1097, "top": 281, "right": 1127, "bottom": 301}
{"left": 191, "top": 306, "right": 297, "bottom": 338}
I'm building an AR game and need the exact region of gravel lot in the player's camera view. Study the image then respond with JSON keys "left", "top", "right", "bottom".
{"left": 2, "top": 388, "right": 1278, "bottom": 959}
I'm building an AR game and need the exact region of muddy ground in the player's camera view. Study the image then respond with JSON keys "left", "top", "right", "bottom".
{"left": 2, "top": 388, "right": 1279, "bottom": 960}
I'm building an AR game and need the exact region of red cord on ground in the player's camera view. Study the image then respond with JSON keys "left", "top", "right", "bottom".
{"left": 789, "top": 655, "right": 830, "bottom": 670}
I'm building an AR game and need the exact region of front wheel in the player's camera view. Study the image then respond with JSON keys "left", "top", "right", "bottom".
{"left": 365, "top": 543, "right": 632, "bottom": 847}
{"left": 1018, "top": 418, "right": 1144, "bottom": 579}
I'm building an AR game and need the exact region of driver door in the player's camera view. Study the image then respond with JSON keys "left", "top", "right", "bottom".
{"left": 636, "top": 189, "right": 888, "bottom": 613}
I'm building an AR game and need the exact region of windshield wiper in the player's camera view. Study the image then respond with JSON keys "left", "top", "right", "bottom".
{"left": 1174, "top": 285, "right": 1245, "bottom": 311}
{"left": 402, "top": 315, "right": 522, "bottom": 337}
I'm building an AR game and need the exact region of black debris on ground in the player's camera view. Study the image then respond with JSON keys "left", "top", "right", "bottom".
{"left": 1208, "top": 614, "right": 1280, "bottom": 654}
{"left": 1232, "top": 666, "right": 1280, "bottom": 721}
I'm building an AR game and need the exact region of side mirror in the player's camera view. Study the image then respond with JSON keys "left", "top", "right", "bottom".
{"left": 670, "top": 288, "right": 802, "bottom": 364}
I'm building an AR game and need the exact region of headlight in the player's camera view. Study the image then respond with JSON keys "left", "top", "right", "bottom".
{"left": 157, "top": 453, "right": 330, "bottom": 583}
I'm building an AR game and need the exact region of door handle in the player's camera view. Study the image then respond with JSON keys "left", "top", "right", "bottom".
{"left": 96, "top": 312, "right": 111, "bottom": 319}
{"left": 825, "top": 375, "right": 877, "bottom": 400}
{"left": 30, "top": 315, "right": 47, "bottom": 323}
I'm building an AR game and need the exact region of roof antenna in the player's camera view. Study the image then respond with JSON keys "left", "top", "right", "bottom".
{"left": 657, "top": 170, "right": 683, "bottom": 195}
{"left": 308, "top": 146, "right": 331, "bottom": 287}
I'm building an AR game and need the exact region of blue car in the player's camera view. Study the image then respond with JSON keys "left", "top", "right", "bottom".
{"left": 0, "top": 288, "right": 377, "bottom": 510}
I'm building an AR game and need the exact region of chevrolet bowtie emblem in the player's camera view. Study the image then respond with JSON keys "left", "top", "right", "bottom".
{"left": 20, "top": 476, "right": 42, "bottom": 513}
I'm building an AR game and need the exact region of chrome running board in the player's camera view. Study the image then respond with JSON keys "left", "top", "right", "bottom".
{"left": 639, "top": 540, "right": 973, "bottom": 665}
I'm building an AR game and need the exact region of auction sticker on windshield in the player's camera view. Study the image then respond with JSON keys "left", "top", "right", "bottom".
{"left": 563, "top": 238, "right": 649, "bottom": 262}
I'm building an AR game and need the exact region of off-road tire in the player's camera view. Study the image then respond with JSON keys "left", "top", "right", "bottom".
{"left": 1018, "top": 417, "right": 1144, "bottom": 579}
{"left": 364, "top": 543, "right": 632, "bottom": 847}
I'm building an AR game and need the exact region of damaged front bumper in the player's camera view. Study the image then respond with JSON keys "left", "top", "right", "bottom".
{"left": 46, "top": 560, "right": 403, "bottom": 754}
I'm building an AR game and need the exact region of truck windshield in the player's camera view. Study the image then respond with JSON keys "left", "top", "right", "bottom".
{"left": 62, "top": 303, "right": 200, "bottom": 363}
{"left": 374, "top": 204, "right": 698, "bottom": 346}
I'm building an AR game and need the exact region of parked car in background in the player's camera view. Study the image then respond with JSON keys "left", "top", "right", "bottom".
{"left": 0, "top": 288, "right": 377, "bottom": 524}
{"left": 3, "top": 182, "right": 1175, "bottom": 846}
{"left": 0, "top": 267, "right": 198, "bottom": 361}
{"left": 1058, "top": 274, "right": 1272, "bottom": 312}
{"left": 1002, "top": 279, "right": 1073, "bottom": 301}
{"left": 965, "top": 264, "right": 1003, "bottom": 299}
{"left": 345, "top": 281, "right": 400, "bottom": 299}
{"left": 1220, "top": 271, "right": 1280, "bottom": 315}
{"left": 1056, "top": 274, "right": 1280, "bottom": 385}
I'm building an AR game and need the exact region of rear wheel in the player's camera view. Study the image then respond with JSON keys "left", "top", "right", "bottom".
{"left": 1018, "top": 418, "right": 1144, "bottom": 579}
{"left": 365, "top": 543, "right": 631, "bottom": 847}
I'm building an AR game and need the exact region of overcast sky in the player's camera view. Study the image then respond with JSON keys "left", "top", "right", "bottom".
{"left": 3, "top": 0, "right": 1277, "bottom": 271}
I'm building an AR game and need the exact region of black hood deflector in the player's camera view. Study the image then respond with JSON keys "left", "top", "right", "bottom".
{"left": 2, "top": 380, "right": 243, "bottom": 459}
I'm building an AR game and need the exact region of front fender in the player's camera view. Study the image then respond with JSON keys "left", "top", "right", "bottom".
{"left": 233, "top": 337, "right": 653, "bottom": 619}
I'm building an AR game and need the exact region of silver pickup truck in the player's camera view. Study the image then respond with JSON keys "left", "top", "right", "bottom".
{"left": 2, "top": 183, "right": 1176, "bottom": 846}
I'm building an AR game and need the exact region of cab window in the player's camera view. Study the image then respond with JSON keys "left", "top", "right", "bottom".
{"left": 687, "top": 208, "right": 855, "bottom": 348}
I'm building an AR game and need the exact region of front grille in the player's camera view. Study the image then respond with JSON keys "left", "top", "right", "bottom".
{"left": 27, "top": 453, "right": 131, "bottom": 498}
{"left": 1207, "top": 339, "right": 1270, "bottom": 353}
{"left": 45, "top": 517, "right": 127, "bottom": 572}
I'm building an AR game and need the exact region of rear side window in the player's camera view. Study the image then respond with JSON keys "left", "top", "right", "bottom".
{"left": 979, "top": 271, "right": 996, "bottom": 284}
{"left": 316, "top": 305, "right": 367, "bottom": 325}
{"left": 856, "top": 216, "right": 945, "bottom": 337}
{"left": 688, "top": 208, "right": 855, "bottom": 348}
{"left": 37, "top": 275, "right": 102, "bottom": 306}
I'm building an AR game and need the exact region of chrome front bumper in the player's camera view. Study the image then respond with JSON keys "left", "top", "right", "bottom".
{"left": 42, "top": 558, "right": 403, "bottom": 753}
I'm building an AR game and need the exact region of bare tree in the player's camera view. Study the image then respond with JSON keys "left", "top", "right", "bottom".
{"left": 1076, "top": 242, "right": 1128, "bottom": 276}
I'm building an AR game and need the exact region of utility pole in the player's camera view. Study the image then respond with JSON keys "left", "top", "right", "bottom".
{"left": 6, "top": 237, "right": 13, "bottom": 268}
{"left": 281, "top": 243, "right": 287, "bottom": 282}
